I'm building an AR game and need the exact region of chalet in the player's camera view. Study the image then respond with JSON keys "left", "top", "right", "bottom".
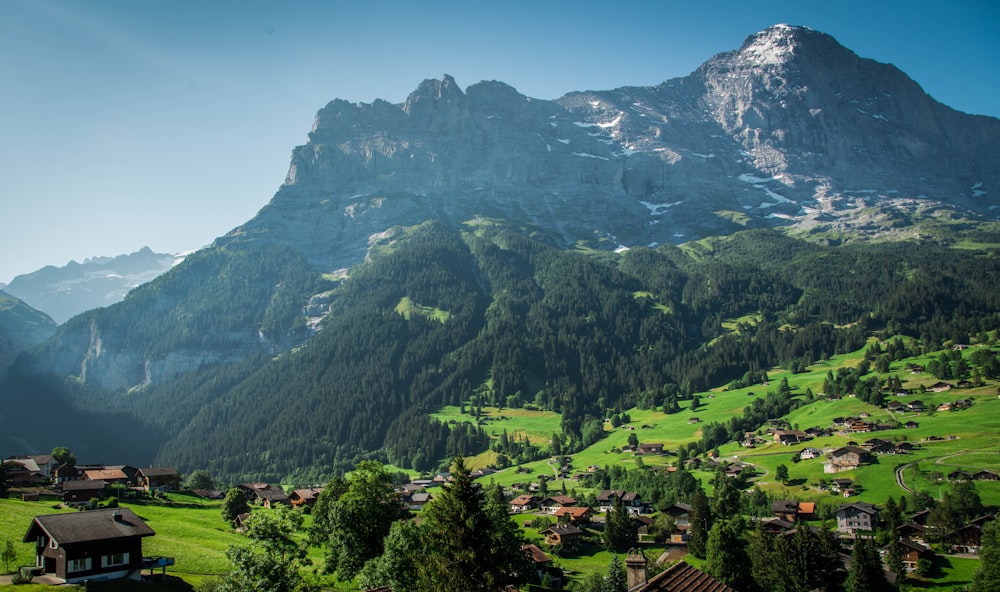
{"left": 552, "top": 506, "right": 592, "bottom": 524}
{"left": 862, "top": 438, "right": 893, "bottom": 454}
{"left": 799, "top": 447, "right": 823, "bottom": 460}
{"left": 688, "top": 417, "right": 700, "bottom": 424}
{"left": 949, "top": 515, "right": 996, "bottom": 554}
{"left": 289, "top": 487, "right": 324, "bottom": 508}
{"left": 904, "top": 421, "right": 919, "bottom": 429}
{"left": 774, "top": 430, "right": 810, "bottom": 445}
{"left": 61, "top": 480, "right": 107, "bottom": 504}
{"left": 541, "top": 495, "right": 577, "bottom": 512}
{"left": 3, "top": 458, "right": 48, "bottom": 487}
{"left": 830, "top": 478, "right": 853, "bottom": 493}
{"left": 7, "top": 454, "right": 58, "bottom": 479}
{"left": 910, "top": 509, "right": 931, "bottom": 525}
{"left": 510, "top": 494, "right": 541, "bottom": 513}
{"left": 238, "top": 482, "right": 289, "bottom": 508}
{"left": 636, "top": 443, "right": 665, "bottom": 455}
{"left": 908, "top": 400, "right": 925, "bottom": 412}
{"left": 772, "top": 500, "right": 801, "bottom": 522}
{"left": 824, "top": 446, "right": 872, "bottom": 474}
{"left": 893, "top": 539, "right": 934, "bottom": 572}
{"left": 742, "top": 432, "right": 763, "bottom": 448}
{"left": 896, "top": 522, "right": 928, "bottom": 545}
{"left": 836, "top": 502, "right": 879, "bottom": 534}
{"left": 82, "top": 468, "right": 130, "bottom": 486}
{"left": 886, "top": 401, "right": 904, "bottom": 412}
{"left": 937, "top": 402, "right": 954, "bottom": 412}
{"left": 191, "top": 489, "right": 225, "bottom": 500}
{"left": 597, "top": 489, "right": 626, "bottom": 512}
{"left": 973, "top": 470, "right": 999, "bottom": 481}
{"left": 929, "top": 382, "right": 953, "bottom": 393}
{"left": 895, "top": 442, "right": 916, "bottom": 454}
{"left": 948, "top": 470, "right": 971, "bottom": 482}
{"left": 541, "top": 524, "right": 583, "bottom": 548}
{"left": 403, "top": 492, "right": 431, "bottom": 510}
{"left": 849, "top": 420, "right": 874, "bottom": 433}
{"left": 22, "top": 508, "right": 155, "bottom": 584}
{"left": 136, "top": 467, "right": 181, "bottom": 492}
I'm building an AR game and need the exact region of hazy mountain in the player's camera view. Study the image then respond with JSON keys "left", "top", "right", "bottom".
{"left": 8, "top": 25, "right": 1000, "bottom": 478}
{"left": 0, "top": 290, "right": 56, "bottom": 377}
{"left": 4, "top": 247, "right": 182, "bottom": 324}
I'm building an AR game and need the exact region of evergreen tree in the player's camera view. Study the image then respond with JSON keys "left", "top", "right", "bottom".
{"left": 775, "top": 464, "right": 790, "bottom": 484}
{"left": 844, "top": 537, "right": 887, "bottom": 592}
{"left": 602, "top": 554, "right": 627, "bottom": 592}
{"left": 357, "top": 519, "right": 426, "bottom": 592}
{"left": 688, "top": 489, "right": 712, "bottom": 559}
{"left": 603, "top": 496, "right": 638, "bottom": 552}
{"left": 705, "top": 517, "right": 750, "bottom": 587}
{"left": 419, "top": 457, "right": 530, "bottom": 591}
{"left": 972, "top": 520, "right": 1000, "bottom": 592}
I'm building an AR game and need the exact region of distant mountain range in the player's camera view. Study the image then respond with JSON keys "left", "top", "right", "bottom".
{"left": 3, "top": 247, "right": 181, "bottom": 324}
{"left": 4, "top": 25, "right": 999, "bottom": 480}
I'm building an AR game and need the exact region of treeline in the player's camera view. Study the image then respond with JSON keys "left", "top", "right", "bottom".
{"left": 9, "top": 223, "right": 1000, "bottom": 482}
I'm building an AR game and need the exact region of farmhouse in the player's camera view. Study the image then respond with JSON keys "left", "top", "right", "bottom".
{"left": 238, "top": 482, "right": 289, "bottom": 507}
{"left": 82, "top": 468, "right": 130, "bottom": 485}
{"left": 949, "top": 514, "right": 996, "bottom": 554}
{"left": 893, "top": 538, "right": 934, "bottom": 572}
{"left": 60, "top": 480, "right": 107, "bottom": 504}
{"left": 799, "top": 447, "right": 823, "bottom": 460}
{"left": 824, "top": 446, "right": 873, "bottom": 474}
{"left": 774, "top": 430, "right": 810, "bottom": 445}
{"left": 136, "top": 467, "right": 181, "bottom": 492}
{"left": 552, "top": 506, "right": 592, "bottom": 524}
{"left": 541, "top": 524, "right": 583, "bottom": 548}
{"left": 510, "top": 494, "right": 541, "bottom": 513}
{"left": 289, "top": 487, "right": 324, "bottom": 508}
{"left": 541, "top": 495, "right": 577, "bottom": 512}
{"left": 973, "top": 470, "right": 998, "bottom": 481}
{"left": 636, "top": 443, "right": 665, "bottom": 455}
{"left": 22, "top": 508, "right": 156, "bottom": 584}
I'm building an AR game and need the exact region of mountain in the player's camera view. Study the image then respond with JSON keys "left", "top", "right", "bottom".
{"left": 0, "top": 290, "right": 56, "bottom": 377}
{"left": 4, "top": 247, "right": 183, "bottom": 324}
{"left": 8, "top": 25, "right": 1000, "bottom": 480}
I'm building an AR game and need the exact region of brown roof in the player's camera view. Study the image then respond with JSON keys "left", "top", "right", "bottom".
{"left": 83, "top": 468, "right": 129, "bottom": 481}
{"left": 137, "top": 467, "right": 179, "bottom": 478}
{"left": 23, "top": 508, "right": 154, "bottom": 544}
{"left": 61, "top": 479, "right": 106, "bottom": 491}
{"left": 638, "top": 561, "right": 735, "bottom": 591}
{"left": 522, "top": 543, "right": 551, "bottom": 564}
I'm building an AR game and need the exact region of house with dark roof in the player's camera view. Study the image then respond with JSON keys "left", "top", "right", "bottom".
{"left": 949, "top": 514, "right": 996, "bottom": 554}
{"left": 61, "top": 480, "right": 107, "bottom": 504}
{"left": 238, "top": 482, "right": 289, "bottom": 508}
{"left": 824, "top": 446, "right": 873, "bottom": 474}
{"left": 22, "top": 508, "right": 155, "bottom": 584}
{"left": 633, "top": 558, "right": 735, "bottom": 591}
{"left": 891, "top": 538, "right": 934, "bottom": 572}
{"left": 136, "top": 467, "right": 181, "bottom": 492}
{"left": 289, "top": 487, "right": 324, "bottom": 508}
{"left": 540, "top": 524, "right": 583, "bottom": 548}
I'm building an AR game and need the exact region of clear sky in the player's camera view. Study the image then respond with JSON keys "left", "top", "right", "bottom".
{"left": 1, "top": 0, "right": 998, "bottom": 284}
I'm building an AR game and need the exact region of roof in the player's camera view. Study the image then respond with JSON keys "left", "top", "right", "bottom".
{"left": 522, "top": 543, "right": 551, "bottom": 564}
{"left": 553, "top": 506, "right": 591, "bottom": 518}
{"left": 838, "top": 502, "right": 878, "bottom": 515}
{"left": 23, "top": 508, "right": 154, "bottom": 545}
{"left": 798, "top": 502, "right": 816, "bottom": 514}
{"left": 540, "top": 524, "right": 583, "bottom": 536}
{"left": 137, "top": 467, "right": 179, "bottom": 478}
{"left": 61, "top": 480, "right": 106, "bottom": 491}
{"left": 83, "top": 468, "right": 129, "bottom": 481}
{"left": 638, "top": 561, "right": 735, "bottom": 592}
{"left": 510, "top": 494, "right": 538, "bottom": 506}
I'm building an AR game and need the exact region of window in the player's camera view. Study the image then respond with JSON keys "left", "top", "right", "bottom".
{"left": 49, "top": 538, "right": 58, "bottom": 550}
{"left": 101, "top": 552, "right": 129, "bottom": 568}
{"left": 68, "top": 558, "right": 91, "bottom": 573}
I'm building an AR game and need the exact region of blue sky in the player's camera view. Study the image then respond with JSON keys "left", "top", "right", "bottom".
{"left": 1, "top": 0, "right": 998, "bottom": 284}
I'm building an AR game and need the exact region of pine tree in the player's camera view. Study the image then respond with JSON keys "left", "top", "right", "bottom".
{"left": 705, "top": 517, "right": 750, "bottom": 587}
{"left": 603, "top": 496, "right": 638, "bottom": 553}
{"left": 972, "top": 520, "right": 1000, "bottom": 592}
{"left": 688, "top": 489, "right": 712, "bottom": 559}
{"left": 602, "top": 554, "right": 627, "bottom": 592}
{"left": 845, "top": 537, "right": 887, "bottom": 592}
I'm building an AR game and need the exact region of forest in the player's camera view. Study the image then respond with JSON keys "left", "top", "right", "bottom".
{"left": 4, "top": 222, "right": 1000, "bottom": 484}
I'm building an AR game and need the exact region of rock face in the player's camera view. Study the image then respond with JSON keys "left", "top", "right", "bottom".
{"left": 5, "top": 247, "right": 181, "bottom": 324}
{"left": 222, "top": 24, "right": 999, "bottom": 274}
{"left": 24, "top": 25, "right": 1000, "bottom": 392}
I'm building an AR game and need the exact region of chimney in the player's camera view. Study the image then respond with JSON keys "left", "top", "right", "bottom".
{"left": 626, "top": 548, "right": 647, "bottom": 591}
{"left": 112, "top": 511, "right": 123, "bottom": 522}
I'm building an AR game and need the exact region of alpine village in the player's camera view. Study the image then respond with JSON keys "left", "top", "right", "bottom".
{"left": 2, "top": 24, "right": 1000, "bottom": 592}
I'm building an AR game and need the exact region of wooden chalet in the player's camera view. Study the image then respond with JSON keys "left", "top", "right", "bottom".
{"left": 509, "top": 494, "right": 541, "bottom": 513}
{"left": 973, "top": 470, "right": 998, "bottom": 481}
{"left": 552, "top": 506, "right": 592, "bottom": 524}
{"left": 896, "top": 522, "right": 928, "bottom": 545}
{"left": 824, "top": 446, "right": 872, "bottom": 474}
{"left": 3, "top": 458, "right": 48, "bottom": 487}
{"left": 774, "top": 430, "right": 810, "bottom": 445}
{"left": 541, "top": 524, "right": 583, "bottom": 548}
{"left": 949, "top": 515, "right": 996, "bottom": 554}
{"left": 61, "top": 480, "right": 107, "bottom": 504}
{"left": 521, "top": 543, "right": 551, "bottom": 566}
{"left": 894, "top": 538, "right": 934, "bottom": 572}
{"left": 238, "top": 482, "right": 289, "bottom": 507}
{"left": 136, "top": 467, "right": 181, "bottom": 492}
{"left": 636, "top": 443, "right": 665, "bottom": 455}
{"left": 22, "top": 508, "right": 155, "bottom": 584}
{"left": 289, "top": 487, "right": 324, "bottom": 508}
{"left": 82, "top": 468, "right": 130, "bottom": 486}
{"left": 541, "top": 495, "right": 577, "bottom": 511}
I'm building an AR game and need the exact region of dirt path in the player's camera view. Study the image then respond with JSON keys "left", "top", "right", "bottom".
{"left": 896, "top": 462, "right": 916, "bottom": 493}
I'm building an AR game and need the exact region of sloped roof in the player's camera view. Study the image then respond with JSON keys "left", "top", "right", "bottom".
{"left": 638, "top": 561, "right": 735, "bottom": 591}
{"left": 83, "top": 468, "right": 129, "bottom": 481}
{"left": 137, "top": 467, "right": 179, "bottom": 478}
{"left": 23, "top": 508, "right": 154, "bottom": 545}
